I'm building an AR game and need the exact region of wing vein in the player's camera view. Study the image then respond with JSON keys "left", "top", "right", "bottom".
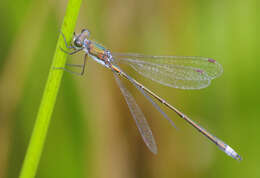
{"left": 113, "top": 54, "right": 223, "bottom": 89}
{"left": 114, "top": 73, "right": 157, "bottom": 154}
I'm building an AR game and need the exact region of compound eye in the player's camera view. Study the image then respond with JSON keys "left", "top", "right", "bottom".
{"left": 81, "top": 29, "right": 87, "bottom": 33}
{"left": 81, "top": 29, "right": 90, "bottom": 37}
{"left": 74, "top": 39, "right": 82, "bottom": 47}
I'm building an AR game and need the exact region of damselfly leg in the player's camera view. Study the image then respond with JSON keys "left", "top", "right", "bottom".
{"left": 55, "top": 31, "right": 88, "bottom": 76}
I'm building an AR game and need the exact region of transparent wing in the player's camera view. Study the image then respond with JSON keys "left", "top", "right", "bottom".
{"left": 116, "top": 66, "right": 177, "bottom": 129}
{"left": 112, "top": 53, "right": 223, "bottom": 89}
{"left": 114, "top": 73, "right": 157, "bottom": 154}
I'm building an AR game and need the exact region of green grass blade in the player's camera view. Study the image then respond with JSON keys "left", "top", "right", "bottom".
{"left": 19, "top": 0, "right": 82, "bottom": 177}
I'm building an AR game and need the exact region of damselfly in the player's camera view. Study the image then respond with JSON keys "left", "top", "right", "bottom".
{"left": 57, "top": 29, "right": 241, "bottom": 160}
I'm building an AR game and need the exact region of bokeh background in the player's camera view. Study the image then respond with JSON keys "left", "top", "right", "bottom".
{"left": 0, "top": 0, "right": 258, "bottom": 177}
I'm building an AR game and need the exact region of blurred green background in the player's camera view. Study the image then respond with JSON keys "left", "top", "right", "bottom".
{"left": 0, "top": 0, "right": 258, "bottom": 177}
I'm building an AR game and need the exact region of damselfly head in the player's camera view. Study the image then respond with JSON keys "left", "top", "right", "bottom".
{"left": 73, "top": 29, "right": 90, "bottom": 48}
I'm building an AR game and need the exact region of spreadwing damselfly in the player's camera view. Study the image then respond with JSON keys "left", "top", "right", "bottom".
{"left": 57, "top": 29, "right": 241, "bottom": 161}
